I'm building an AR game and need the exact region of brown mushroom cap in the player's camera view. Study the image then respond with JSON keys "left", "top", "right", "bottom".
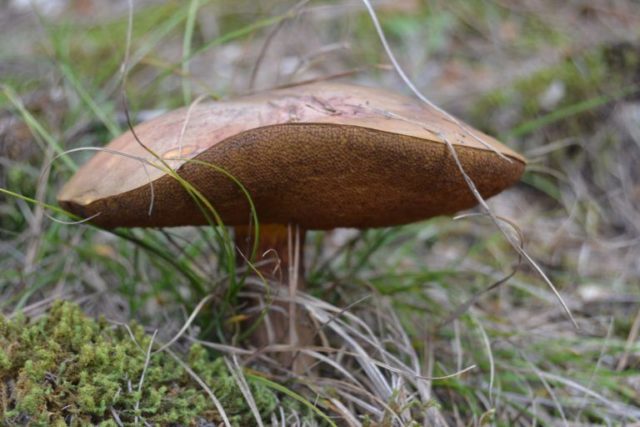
{"left": 58, "top": 82, "right": 526, "bottom": 230}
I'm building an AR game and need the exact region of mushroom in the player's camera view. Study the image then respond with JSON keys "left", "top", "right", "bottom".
{"left": 58, "top": 82, "right": 526, "bottom": 368}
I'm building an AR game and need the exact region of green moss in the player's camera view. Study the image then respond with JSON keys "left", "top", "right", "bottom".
{"left": 0, "top": 301, "right": 279, "bottom": 425}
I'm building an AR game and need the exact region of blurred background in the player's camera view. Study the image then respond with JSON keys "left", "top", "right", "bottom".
{"left": 1, "top": 0, "right": 640, "bottom": 424}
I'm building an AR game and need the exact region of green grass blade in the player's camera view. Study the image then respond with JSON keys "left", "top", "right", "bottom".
{"left": 1, "top": 85, "right": 77, "bottom": 171}
{"left": 247, "top": 373, "right": 338, "bottom": 427}
{"left": 182, "top": 0, "right": 201, "bottom": 104}
{"left": 508, "top": 84, "right": 640, "bottom": 138}
{"left": 58, "top": 62, "right": 121, "bottom": 137}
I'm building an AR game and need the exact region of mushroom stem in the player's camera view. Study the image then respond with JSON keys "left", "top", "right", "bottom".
{"left": 234, "top": 223, "right": 313, "bottom": 372}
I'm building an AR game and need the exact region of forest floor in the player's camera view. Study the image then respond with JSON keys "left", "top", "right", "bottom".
{"left": 1, "top": 0, "right": 640, "bottom": 425}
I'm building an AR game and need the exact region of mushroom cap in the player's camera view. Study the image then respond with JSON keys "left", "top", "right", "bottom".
{"left": 58, "top": 82, "right": 526, "bottom": 230}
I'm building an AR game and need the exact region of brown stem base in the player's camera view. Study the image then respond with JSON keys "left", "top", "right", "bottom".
{"left": 234, "top": 224, "right": 314, "bottom": 373}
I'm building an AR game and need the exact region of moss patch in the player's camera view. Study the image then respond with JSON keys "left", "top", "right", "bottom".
{"left": 0, "top": 301, "right": 278, "bottom": 425}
